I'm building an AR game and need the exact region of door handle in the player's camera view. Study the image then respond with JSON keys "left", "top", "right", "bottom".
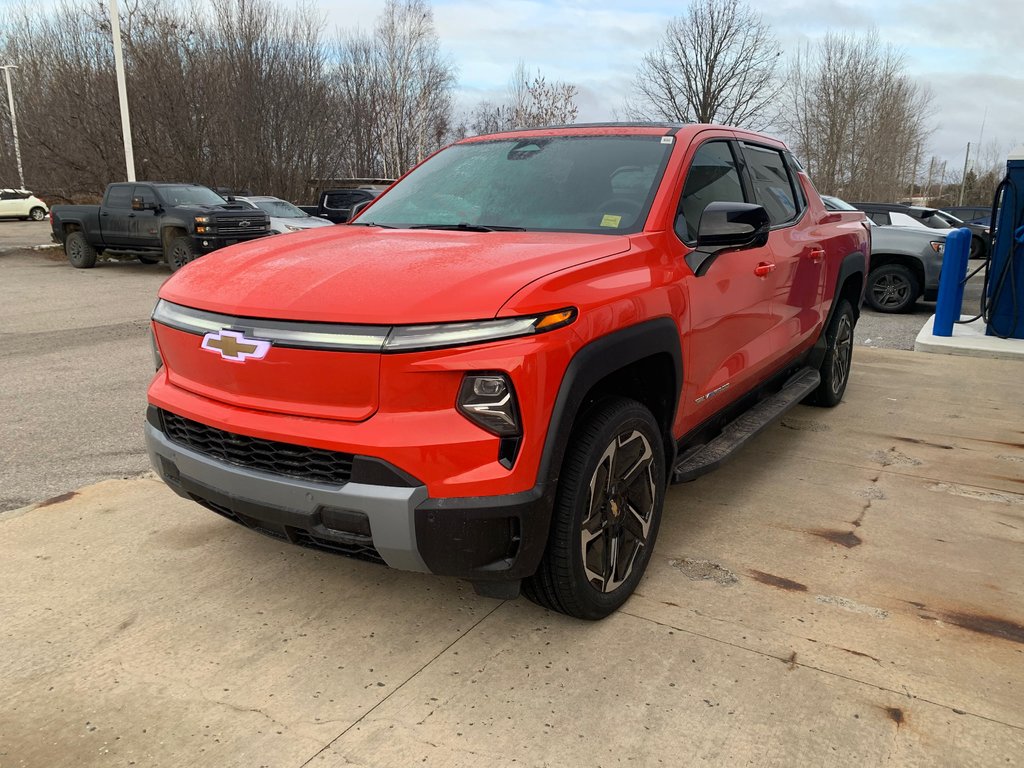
{"left": 128, "top": 213, "right": 136, "bottom": 218}
{"left": 808, "top": 247, "right": 826, "bottom": 263}
{"left": 101, "top": 212, "right": 109, "bottom": 217}
{"left": 754, "top": 262, "right": 776, "bottom": 277}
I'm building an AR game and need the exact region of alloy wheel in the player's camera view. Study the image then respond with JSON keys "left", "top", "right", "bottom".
{"left": 580, "top": 429, "right": 657, "bottom": 593}
{"left": 871, "top": 273, "right": 911, "bottom": 310}
{"left": 831, "top": 314, "right": 853, "bottom": 395}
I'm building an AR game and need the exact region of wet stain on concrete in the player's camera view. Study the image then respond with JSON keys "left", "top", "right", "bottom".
{"left": 869, "top": 447, "right": 923, "bottom": 467}
{"left": 748, "top": 570, "right": 807, "bottom": 592}
{"left": 35, "top": 491, "right": 78, "bottom": 508}
{"left": 933, "top": 610, "right": 1024, "bottom": 646}
{"left": 893, "top": 436, "right": 954, "bottom": 450}
{"left": 810, "top": 529, "right": 863, "bottom": 548}
{"left": 784, "top": 651, "right": 798, "bottom": 670}
{"left": 884, "top": 707, "right": 906, "bottom": 728}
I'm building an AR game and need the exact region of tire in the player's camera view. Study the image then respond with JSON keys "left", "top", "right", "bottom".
{"left": 65, "top": 231, "right": 97, "bottom": 269}
{"left": 523, "top": 398, "right": 666, "bottom": 620}
{"left": 137, "top": 255, "right": 161, "bottom": 264}
{"left": 969, "top": 236, "right": 985, "bottom": 261}
{"left": 866, "top": 264, "right": 919, "bottom": 313}
{"left": 29, "top": 207, "right": 46, "bottom": 221}
{"left": 807, "top": 299, "right": 855, "bottom": 408}
{"left": 165, "top": 235, "right": 196, "bottom": 272}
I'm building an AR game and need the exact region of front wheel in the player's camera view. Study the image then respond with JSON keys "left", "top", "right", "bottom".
{"left": 30, "top": 207, "right": 47, "bottom": 221}
{"left": 866, "top": 264, "right": 919, "bottom": 313}
{"left": 165, "top": 236, "right": 197, "bottom": 272}
{"left": 524, "top": 398, "right": 666, "bottom": 620}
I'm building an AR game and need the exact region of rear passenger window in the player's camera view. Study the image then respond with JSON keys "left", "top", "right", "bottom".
{"left": 105, "top": 186, "right": 132, "bottom": 208}
{"left": 676, "top": 141, "right": 745, "bottom": 243}
{"left": 742, "top": 143, "right": 798, "bottom": 226}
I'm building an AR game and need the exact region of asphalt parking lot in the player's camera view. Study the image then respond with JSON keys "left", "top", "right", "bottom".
{"left": 1, "top": 231, "right": 1022, "bottom": 766}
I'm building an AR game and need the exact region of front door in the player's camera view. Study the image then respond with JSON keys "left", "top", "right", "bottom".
{"left": 102, "top": 185, "right": 134, "bottom": 246}
{"left": 673, "top": 137, "right": 781, "bottom": 428}
{"left": 130, "top": 185, "right": 161, "bottom": 250}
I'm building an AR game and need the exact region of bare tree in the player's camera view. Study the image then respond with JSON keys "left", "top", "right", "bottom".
{"left": 624, "top": 0, "right": 781, "bottom": 128}
{"left": 469, "top": 61, "right": 578, "bottom": 135}
{"left": 778, "top": 31, "right": 933, "bottom": 201}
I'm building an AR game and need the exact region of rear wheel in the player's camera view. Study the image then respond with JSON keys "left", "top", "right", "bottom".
{"left": 165, "top": 236, "right": 196, "bottom": 272}
{"left": 65, "top": 231, "right": 97, "bottom": 269}
{"left": 969, "top": 236, "right": 986, "bottom": 260}
{"left": 29, "top": 207, "right": 46, "bottom": 221}
{"left": 866, "top": 264, "right": 919, "bottom": 313}
{"left": 807, "top": 299, "right": 855, "bottom": 407}
{"left": 524, "top": 398, "right": 665, "bottom": 620}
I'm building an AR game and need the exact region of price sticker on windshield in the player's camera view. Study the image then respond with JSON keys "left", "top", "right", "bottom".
{"left": 600, "top": 214, "right": 622, "bottom": 228}
{"left": 661, "top": 136, "right": 675, "bottom": 144}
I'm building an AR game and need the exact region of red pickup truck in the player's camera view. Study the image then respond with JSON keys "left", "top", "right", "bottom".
{"left": 146, "top": 124, "right": 869, "bottom": 619}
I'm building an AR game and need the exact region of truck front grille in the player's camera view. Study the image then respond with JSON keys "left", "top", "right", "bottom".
{"left": 215, "top": 217, "right": 269, "bottom": 235}
{"left": 160, "top": 409, "right": 353, "bottom": 486}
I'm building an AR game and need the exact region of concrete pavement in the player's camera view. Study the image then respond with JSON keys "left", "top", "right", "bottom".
{"left": 2, "top": 348, "right": 1022, "bottom": 767}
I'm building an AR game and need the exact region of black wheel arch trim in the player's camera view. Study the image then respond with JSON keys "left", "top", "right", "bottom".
{"left": 809, "top": 250, "right": 866, "bottom": 370}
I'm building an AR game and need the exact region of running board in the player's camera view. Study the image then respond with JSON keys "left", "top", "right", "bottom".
{"left": 671, "top": 368, "right": 821, "bottom": 483}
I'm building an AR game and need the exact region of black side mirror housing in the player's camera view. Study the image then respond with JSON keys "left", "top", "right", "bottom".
{"left": 688, "top": 201, "right": 771, "bottom": 276}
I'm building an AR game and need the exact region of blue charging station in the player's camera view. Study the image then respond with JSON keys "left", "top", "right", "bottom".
{"left": 986, "top": 145, "right": 1024, "bottom": 339}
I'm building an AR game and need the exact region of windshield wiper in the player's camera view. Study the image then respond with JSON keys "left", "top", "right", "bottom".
{"left": 347, "top": 221, "right": 397, "bottom": 228}
{"left": 409, "top": 223, "right": 526, "bottom": 232}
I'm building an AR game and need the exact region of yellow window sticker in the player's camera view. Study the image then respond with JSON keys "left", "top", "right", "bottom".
{"left": 600, "top": 214, "right": 622, "bottom": 228}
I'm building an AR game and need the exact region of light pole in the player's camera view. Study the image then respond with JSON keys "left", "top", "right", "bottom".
{"left": 0, "top": 65, "right": 25, "bottom": 190}
{"left": 108, "top": 0, "right": 135, "bottom": 182}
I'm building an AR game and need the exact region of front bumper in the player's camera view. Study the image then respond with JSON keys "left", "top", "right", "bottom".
{"left": 192, "top": 232, "right": 270, "bottom": 253}
{"left": 145, "top": 411, "right": 552, "bottom": 582}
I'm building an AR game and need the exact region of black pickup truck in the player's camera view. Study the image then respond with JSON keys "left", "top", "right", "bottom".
{"left": 50, "top": 182, "right": 271, "bottom": 271}
{"left": 299, "top": 180, "right": 392, "bottom": 224}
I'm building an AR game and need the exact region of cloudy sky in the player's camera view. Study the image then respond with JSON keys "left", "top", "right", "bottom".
{"left": 324, "top": 0, "right": 1023, "bottom": 171}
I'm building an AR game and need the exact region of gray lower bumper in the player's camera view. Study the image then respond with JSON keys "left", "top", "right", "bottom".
{"left": 145, "top": 422, "right": 430, "bottom": 572}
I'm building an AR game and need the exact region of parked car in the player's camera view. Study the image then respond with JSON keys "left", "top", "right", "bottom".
{"left": 299, "top": 181, "right": 392, "bottom": 224}
{"left": 0, "top": 188, "right": 49, "bottom": 221}
{"left": 824, "top": 196, "right": 947, "bottom": 312}
{"left": 944, "top": 205, "right": 993, "bottom": 225}
{"left": 146, "top": 123, "right": 869, "bottom": 619}
{"left": 235, "top": 196, "right": 335, "bottom": 234}
{"left": 50, "top": 183, "right": 270, "bottom": 271}
{"left": 853, "top": 201, "right": 989, "bottom": 260}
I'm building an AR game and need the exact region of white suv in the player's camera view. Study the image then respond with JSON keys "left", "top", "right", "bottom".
{"left": 0, "top": 189, "right": 48, "bottom": 221}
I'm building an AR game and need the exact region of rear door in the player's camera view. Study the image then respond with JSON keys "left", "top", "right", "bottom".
{"left": 737, "top": 141, "right": 824, "bottom": 355}
{"left": 101, "top": 185, "right": 134, "bottom": 246}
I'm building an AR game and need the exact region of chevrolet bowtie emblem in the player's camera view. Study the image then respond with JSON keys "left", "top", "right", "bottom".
{"left": 201, "top": 329, "right": 271, "bottom": 362}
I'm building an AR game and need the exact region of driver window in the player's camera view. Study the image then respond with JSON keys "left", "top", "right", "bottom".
{"left": 676, "top": 141, "right": 745, "bottom": 243}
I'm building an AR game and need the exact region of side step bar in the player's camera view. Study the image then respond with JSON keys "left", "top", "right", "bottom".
{"left": 671, "top": 367, "right": 821, "bottom": 483}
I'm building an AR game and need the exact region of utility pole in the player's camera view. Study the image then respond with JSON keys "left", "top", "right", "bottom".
{"left": 0, "top": 65, "right": 25, "bottom": 189}
{"left": 957, "top": 142, "right": 971, "bottom": 206}
{"left": 108, "top": 0, "right": 135, "bottom": 182}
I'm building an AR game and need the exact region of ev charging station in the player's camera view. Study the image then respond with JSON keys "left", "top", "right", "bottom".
{"left": 985, "top": 145, "right": 1024, "bottom": 339}
{"left": 926, "top": 145, "right": 1024, "bottom": 354}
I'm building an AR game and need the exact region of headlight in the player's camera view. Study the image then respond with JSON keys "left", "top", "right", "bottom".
{"left": 383, "top": 308, "right": 576, "bottom": 352}
{"left": 457, "top": 373, "right": 520, "bottom": 437}
{"left": 930, "top": 241, "right": 945, "bottom": 254}
{"left": 150, "top": 327, "right": 163, "bottom": 371}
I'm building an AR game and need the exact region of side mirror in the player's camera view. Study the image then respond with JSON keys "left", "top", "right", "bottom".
{"left": 131, "top": 196, "right": 145, "bottom": 211}
{"left": 350, "top": 200, "right": 372, "bottom": 220}
{"left": 696, "top": 201, "right": 770, "bottom": 250}
{"left": 688, "top": 202, "right": 771, "bottom": 276}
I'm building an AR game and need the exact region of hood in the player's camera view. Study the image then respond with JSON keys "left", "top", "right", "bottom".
{"left": 160, "top": 226, "right": 631, "bottom": 323}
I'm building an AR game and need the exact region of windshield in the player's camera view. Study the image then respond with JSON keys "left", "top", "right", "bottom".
{"left": 359, "top": 135, "right": 674, "bottom": 233}
{"left": 159, "top": 185, "right": 226, "bottom": 207}
{"left": 253, "top": 199, "right": 308, "bottom": 218}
